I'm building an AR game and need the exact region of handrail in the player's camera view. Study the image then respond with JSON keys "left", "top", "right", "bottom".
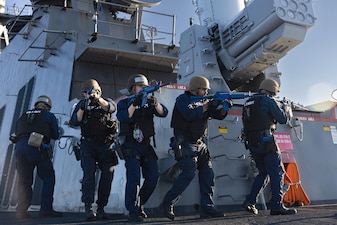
{"left": 94, "top": 0, "right": 176, "bottom": 46}
{"left": 4, "top": 3, "right": 32, "bottom": 16}
{"left": 6, "top": 1, "right": 176, "bottom": 48}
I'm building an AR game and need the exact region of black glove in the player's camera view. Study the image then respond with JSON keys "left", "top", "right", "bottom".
{"left": 89, "top": 94, "right": 99, "bottom": 103}
{"left": 208, "top": 99, "right": 223, "bottom": 108}
{"left": 9, "top": 133, "right": 18, "bottom": 143}
{"left": 208, "top": 99, "right": 223, "bottom": 113}
{"left": 149, "top": 96, "right": 158, "bottom": 106}
{"left": 79, "top": 100, "right": 86, "bottom": 110}
{"left": 132, "top": 95, "right": 143, "bottom": 106}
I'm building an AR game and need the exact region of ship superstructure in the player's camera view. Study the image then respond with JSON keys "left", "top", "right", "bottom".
{"left": 1, "top": 0, "right": 337, "bottom": 216}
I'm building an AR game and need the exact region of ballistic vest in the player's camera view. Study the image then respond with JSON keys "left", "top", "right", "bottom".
{"left": 171, "top": 92, "right": 207, "bottom": 141}
{"left": 81, "top": 104, "right": 116, "bottom": 138}
{"left": 16, "top": 109, "right": 52, "bottom": 141}
{"left": 242, "top": 94, "right": 275, "bottom": 133}
{"left": 119, "top": 99, "right": 155, "bottom": 141}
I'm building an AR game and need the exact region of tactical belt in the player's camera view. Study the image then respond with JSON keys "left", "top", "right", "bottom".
{"left": 17, "top": 134, "right": 30, "bottom": 140}
{"left": 82, "top": 136, "right": 110, "bottom": 144}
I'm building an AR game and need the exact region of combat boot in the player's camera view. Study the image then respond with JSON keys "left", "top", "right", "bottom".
{"left": 160, "top": 202, "right": 175, "bottom": 221}
{"left": 128, "top": 211, "right": 143, "bottom": 222}
{"left": 140, "top": 205, "right": 148, "bottom": 218}
{"left": 16, "top": 211, "right": 31, "bottom": 219}
{"left": 200, "top": 207, "right": 225, "bottom": 219}
{"left": 97, "top": 206, "right": 113, "bottom": 220}
{"left": 243, "top": 200, "right": 258, "bottom": 215}
{"left": 84, "top": 203, "right": 97, "bottom": 221}
{"left": 39, "top": 209, "right": 63, "bottom": 218}
{"left": 270, "top": 206, "right": 297, "bottom": 215}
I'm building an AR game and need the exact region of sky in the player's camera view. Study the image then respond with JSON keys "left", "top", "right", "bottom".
{"left": 4, "top": 0, "right": 337, "bottom": 107}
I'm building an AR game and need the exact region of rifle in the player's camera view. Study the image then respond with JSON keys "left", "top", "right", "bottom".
{"left": 275, "top": 97, "right": 293, "bottom": 119}
{"left": 129, "top": 81, "right": 170, "bottom": 107}
{"left": 189, "top": 91, "right": 252, "bottom": 111}
{"left": 84, "top": 86, "right": 94, "bottom": 110}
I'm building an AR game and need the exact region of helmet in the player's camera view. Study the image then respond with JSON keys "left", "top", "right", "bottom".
{"left": 189, "top": 76, "right": 210, "bottom": 92}
{"left": 34, "top": 95, "right": 52, "bottom": 108}
{"left": 259, "top": 79, "right": 280, "bottom": 95}
{"left": 81, "top": 79, "right": 101, "bottom": 94}
{"left": 127, "top": 74, "right": 149, "bottom": 92}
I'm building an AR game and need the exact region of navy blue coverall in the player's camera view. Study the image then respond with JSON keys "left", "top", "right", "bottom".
{"left": 71, "top": 98, "right": 118, "bottom": 208}
{"left": 243, "top": 93, "right": 290, "bottom": 211}
{"left": 15, "top": 108, "right": 60, "bottom": 213}
{"left": 117, "top": 97, "right": 168, "bottom": 216}
{"left": 162, "top": 91, "right": 227, "bottom": 213}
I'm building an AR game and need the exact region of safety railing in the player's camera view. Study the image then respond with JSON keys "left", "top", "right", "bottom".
{"left": 4, "top": 3, "right": 32, "bottom": 16}
{"left": 86, "top": 0, "right": 176, "bottom": 47}
{"left": 6, "top": 1, "right": 176, "bottom": 48}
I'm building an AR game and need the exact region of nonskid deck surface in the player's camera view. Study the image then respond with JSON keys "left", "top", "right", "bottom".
{"left": 1, "top": 204, "right": 337, "bottom": 225}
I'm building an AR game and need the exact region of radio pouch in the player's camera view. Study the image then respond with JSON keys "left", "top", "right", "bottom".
{"left": 28, "top": 132, "right": 44, "bottom": 147}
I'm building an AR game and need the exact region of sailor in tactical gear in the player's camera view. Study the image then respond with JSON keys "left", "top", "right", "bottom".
{"left": 71, "top": 79, "right": 118, "bottom": 221}
{"left": 160, "top": 76, "right": 230, "bottom": 220}
{"left": 13, "top": 95, "right": 63, "bottom": 219}
{"left": 242, "top": 78, "right": 297, "bottom": 215}
{"left": 116, "top": 74, "right": 168, "bottom": 222}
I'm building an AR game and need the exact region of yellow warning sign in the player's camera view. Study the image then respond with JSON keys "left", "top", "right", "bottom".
{"left": 323, "top": 125, "right": 330, "bottom": 131}
{"left": 218, "top": 126, "right": 228, "bottom": 134}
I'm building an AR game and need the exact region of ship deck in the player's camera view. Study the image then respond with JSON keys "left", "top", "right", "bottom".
{"left": 1, "top": 204, "right": 337, "bottom": 225}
